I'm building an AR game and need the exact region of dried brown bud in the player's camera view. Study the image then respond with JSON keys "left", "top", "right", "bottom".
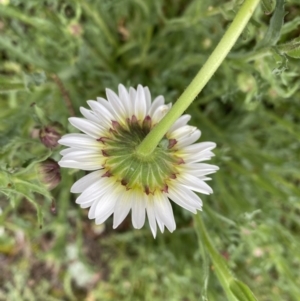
{"left": 38, "top": 159, "right": 61, "bottom": 190}
{"left": 39, "top": 122, "right": 63, "bottom": 148}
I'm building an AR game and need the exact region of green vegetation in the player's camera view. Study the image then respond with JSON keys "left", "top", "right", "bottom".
{"left": 1, "top": 0, "right": 300, "bottom": 300}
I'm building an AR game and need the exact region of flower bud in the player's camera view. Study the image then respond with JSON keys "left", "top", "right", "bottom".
{"left": 39, "top": 122, "right": 63, "bottom": 149}
{"left": 68, "top": 22, "right": 83, "bottom": 37}
{"left": 37, "top": 159, "right": 61, "bottom": 190}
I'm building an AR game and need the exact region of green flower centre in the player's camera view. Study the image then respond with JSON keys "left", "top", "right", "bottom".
{"left": 98, "top": 116, "right": 183, "bottom": 194}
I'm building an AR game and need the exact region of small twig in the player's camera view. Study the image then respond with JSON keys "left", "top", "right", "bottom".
{"left": 51, "top": 74, "right": 75, "bottom": 116}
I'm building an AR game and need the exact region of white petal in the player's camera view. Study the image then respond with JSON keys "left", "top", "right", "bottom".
{"left": 95, "top": 208, "right": 114, "bottom": 224}
{"left": 58, "top": 160, "right": 102, "bottom": 170}
{"left": 87, "top": 182, "right": 117, "bottom": 219}
{"left": 118, "top": 84, "right": 133, "bottom": 117}
{"left": 143, "top": 86, "right": 152, "bottom": 112}
{"left": 88, "top": 198, "right": 101, "bottom": 219}
{"left": 135, "top": 85, "right": 147, "bottom": 120}
{"left": 95, "top": 97, "right": 120, "bottom": 123}
{"left": 155, "top": 215, "right": 165, "bottom": 233}
{"left": 61, "top": 150, "right": 103, "bottom": 162}
{"left": 58, "top": 134, "right": 100, "bottom": 150}
{"left": 152, "top": 104, "right": 170, "bottom": 124}
{"left": 168, "top": 184, "right": 203, "bottom": 213}
{"left": 131, "top": 191, "right": 146, "bottom": 229}
{"left": 146, "top": 199, "right": 157, "bottom": 238}
{"left": 71, "top": 170, "right": 104, "bottom": 193}
{"left": 181, "top": 164, "right": 219, "bottom": 177}
{"left": 94, "top": 192, "right": 118, "bottom": 224}
{"left": 154, "top": 193, "right": 176, "bottom": 232}
{"left": 80, "top": 107, "right": 100, "bottom": 123}
{"left": 177, "top": 174, "right": 213, "bottom": 194}
{"left": 87, "top": 100, "right": 114, "bottom": 127}
{"left": 113, "top": 190, "right": 133, "bottom": 229}
{"left": 76, "top": 177, "right": 112, "bottom": 205}
{"left": 169, "top": 125, "right": 197, "bottom": 139}
{"left": 175, "top": 130, "right": 201, "bottom": 148}
{"left": 80, "top": 200, "right": 94, "bottom": 209}
{"left": 181, "top": 142, "right": 216, "bottom": 154}
{"left": 60, "top": 148, "right": 98, "bottom": 157}
{"left": 183, "top": 163, "right": 219, "bottom": 171}
{"left": 167, "top": 191, "right": 197, "bottom": 213}
{"left": 60, "top": 148, "right": 79, "bottom": 155}
{"left": 129, "top": 87, "right": 136, "bottom": 105}
{"left": 106, "top": 88, "right": 127, "bottom": 121}
{"left": 148, "top": 95, "right": 164, "bottom": 116}
{"left": 167, "top": 115, "right": 191, "bottom": 135}
{"left": 68, "top": 117, "right": 104, "bottom": 139}
{"left": 182, "top": 150, "right": 215, "bottom": 163}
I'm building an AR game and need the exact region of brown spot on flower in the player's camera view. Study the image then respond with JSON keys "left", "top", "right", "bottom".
{"left": 102, "top": 170, "right": 112, "bottom": 177}
{"left": 131, "top": 115, "right": 138, "bottom": 124}
{"left": 162, "top": 184, "right": 168, "bottom": 193}
{"left": 168, "top": 139, "right": 177, "bottom": 149}
{"left": 97, "top": 137, "right": 110, "bottom": 144}
{"left": 102, "top": 150, "right": 109, "bottom": 157}
{"left": 109, "top": 128, "right": 117, "bottom": 135}
{"left": 112, "top": 120, "right": 120, "bottom": 130}
{"left": 170, "top": 173, "right": 177, "bottom": 179}
{"left": 142, "top": 116, "right": 151, "bottom": 129}
{"left": 175, "top": 157, "right": 185, "bottom": 165}
{"left": 121, "top": 179, "right": 128, "bottom": 186}
{"left": 144, "top": 185, "right": 150, "bottom": 195}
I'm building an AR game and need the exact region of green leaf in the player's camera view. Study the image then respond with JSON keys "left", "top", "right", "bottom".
{"left": 229, "top": 279, "right": 258, "bottom": 301}
{"left": 261, "top": 0, "right": 276, "bottom": 15}
{"left": 13, "top": 179, "right": 52, "bottom": 201}
{"left": 23, "top": 71, "right": 47, "bottom": 91}
{"left": 277, "top": 37, "right": 300, "bottom": 59}
{"left": 13, "top": 183, "right": 44, "bottom": 228}
{"left": 0, "top": 76, "right": 25, "bottom": 93}
{"left": 258, "top": 0, "right": 285, "bottom": 48}
{"left": 270, "top": 47, "right": 288, "bottom": 75}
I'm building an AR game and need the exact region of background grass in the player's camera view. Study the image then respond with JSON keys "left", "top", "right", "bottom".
{"left": 1, "top": 0, "right": 300, "bottom": 300}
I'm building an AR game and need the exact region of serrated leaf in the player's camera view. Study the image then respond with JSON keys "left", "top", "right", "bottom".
{"left": 270, "top": 47, "right": 288, "bottom": 75}
{"left": 277, "top": 37, "right": 300, "bottom": 59}
{"left": 13, "top": 183, "right": 44, "bottom": 228}
{"left": 13, "top": 179, "right": 52, "bottom": 201}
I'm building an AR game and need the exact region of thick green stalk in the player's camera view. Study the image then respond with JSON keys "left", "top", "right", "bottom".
{"left": 136, "top": 0, "right": 260, "bottom": 157}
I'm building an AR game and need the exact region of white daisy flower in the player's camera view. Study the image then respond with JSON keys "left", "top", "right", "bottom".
{"left": 58, "top": 84, "right": 218, "bottom": 237}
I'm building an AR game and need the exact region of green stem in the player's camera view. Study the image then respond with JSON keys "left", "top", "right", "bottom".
{"left": 194, "top": 214, "right": 236, "bottom": 300}
{"left": 194, "top": 214, "right": 258, "bottom": 301}
{"left": 136, "top": 0, "right": 260, "bottom": 157}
